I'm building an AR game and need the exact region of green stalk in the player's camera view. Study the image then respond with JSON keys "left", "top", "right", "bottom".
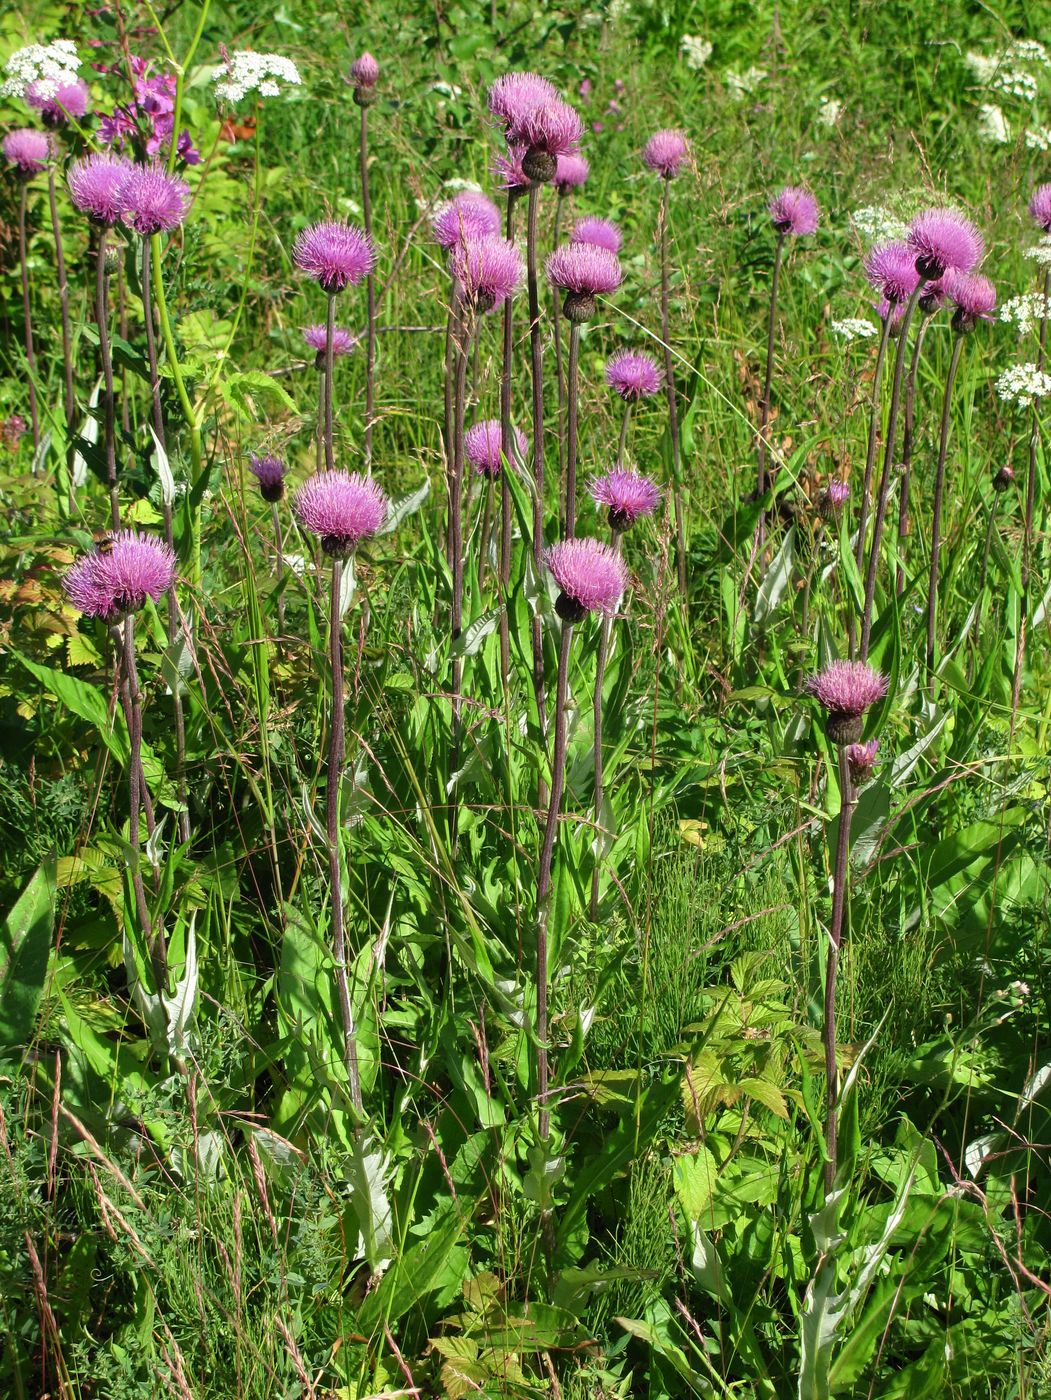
{"left": 165, "top": 0, "right": 212, "bottom": 176}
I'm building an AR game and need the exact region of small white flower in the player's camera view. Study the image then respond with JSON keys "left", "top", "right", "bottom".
{"left": 996, "top": 362, "right": 1051, "bottom": 407}
{"left": 816, "top": 97, "right": 843, "bottom": 127}
{"left": 1024, "top": 237, "right": 1051, "bottom": 266}
{"left": 213, "top": 50, "right": 301, "bottom": 104}
{"left": 608, "top": 0, "right": 632, "bottom": 21}
{"left": 992, "top": 67, "right": 1038, "bottom": 101}
{"left": 1025, "top": 125, "right": 1051, "bottom": 151}
{"left": 849, "top": 205, "right": 907, "bottom": 242}
{"left": 999, "top": 293, "right": 1051, "bottom": 336}
{"left": 1, "top": 39, "right": 80, "bottom": 100}
{"left": 724, "top": 66, "right": 766, "bottom": 99}
{"left": 977, "top": 103, "right": 1010, "bottom": 144}
{"left": 964, "top": 50, "right": 999, "bottom": 84}
{"left": 831, "top": 317, "right": 878, "bottom": 341}
{"left": 1005, "top": 39, "right": 1048, "bottom": 67}
{"left": 443, "top": 177, "right": 484, "bottom": 193}
{"left": 681, "top": 35, "right": 713, "bottom": 70}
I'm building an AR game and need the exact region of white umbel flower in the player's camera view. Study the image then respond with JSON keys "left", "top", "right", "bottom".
{"left": 1024, "top": 238, "right": 1051, "bottom": 266}
{"left": 1, "top": 39, "right": 80, "bottom": 100}
{"left": 996, "top": 362, "right": 1051, "bottom": 407}
{"left": 1025, "top": 125, "right": 1051, "bottom": 151}
{"left": 831, "top": 317, "right": 878, "bottom": 341}
{"left": 849, "top": 205, "right": 907, "bottom": 242}
{"left": 214, "top": 50, "right": 301, "bottom": 103}
{"left": 999, "top": 293, "right": 1051, "bottom": 336}
{"left": 680, "top": 35, "right": 713, "bottom": 70}
{"left": 977, "top": 103, "right": 1010, "bottom": 144}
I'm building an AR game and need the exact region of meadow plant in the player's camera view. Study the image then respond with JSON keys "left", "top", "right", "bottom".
{"left": 606, "top": 347, "right": 663, "bottom": 464}
{"left": 4, "top": 128, "right": 49, "bottom": 449}
{"left": 32, "top": 91, "right": 83, "bottom": 443}
{"left": 570, "top": 215, "right": 622, "bottom": 252}
{"left": 551, "top": 153, "right": 589, "bottom": 459}
{"left": 351, "top": 54, "right": 380, "bottom": 465}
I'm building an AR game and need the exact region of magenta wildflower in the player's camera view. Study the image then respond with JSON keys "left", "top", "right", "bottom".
{"left": 806, "top": 659, "right": 888, "bottom": 741}
{"left": 487, "top": 72, "right": 559, "bottom": 129}
{"left": 865, "top": 242, "right": 920, "bottom": 304}
{"left": 555, "top": 152, "right": 590, "bottom": 193}
{"left": 303, "top": 324, "right": 357, "bottom": 359}
{"left": 768, "top": 186, "right": 819, "bottom": 236}
{"left": 546, "top": 242, "right": 622, "bottom": 320}
{"left": 1, "top": 414, "right": 26, "bottom": 450}
{"left": 511, "top": 98, "right": 584, "bottom": 179}
{"left": 464, "top": 419, "right": 528, "bottom": 476}
{"left": 492, "top": 145, "right": 530, "bottom": 191}
{"left": 349, "top": 52, "right": 379, "bottom": 87}
{"left": 431, "top": 191, "right": 502, "bottom": 249}
{"left": 26, "top": 76, "right": 90, "bottom": 125}
{"left": 906, "top": 207, "right": 984, "bottom": 279}
{"left": 571, "top": 215, "right": 622, "bottom": 253}
{"left": 876, "top": 295, "right": 908, "bottom": 326}
{"left": 605, "top": 348, "right": 663, "bottom": 401}
{"left": 642, "top": 128, "right": 689, "bottom": 178}
{"left": 451, "top": 235, "right": 524, "bottom": 309}
{"left": 945, "top": 270, "right": 996, "bottom": 329}
{"left": 545, "top": 537, "right": 629, "bottom": 620}
{"left": 293, "top": 470, "right": 388, "bottom": 554}
{"left": 249, "top": 453, "right": 287, "bottom": 502}
{"left": 589, "top": 467, "right": 662, "bottom": 531}
{"left": 64, "top": 531, "right": 177, "bottom": 621}
{"left": 67, "top": 152, "right": 133, "bottom": 225}
{"left": 822, "top": 480, "right": 850, "bottom": 515}
{"left": 294, "top": 221, "right": 375, "bottom": 293}
{"left": 846, "top": 739, "right": 879, "bottom": 783}
{"left": 918, "top": 274, "right": 950, "bottom": 313}
{"left": 1029, "top": 184, "right": 1051, "bottom": 232}
{"left": 119, "top": 162, "right": 190, "bottom": 234}
{"left": 3, "top": 128, "right": 49, "bottom": 175}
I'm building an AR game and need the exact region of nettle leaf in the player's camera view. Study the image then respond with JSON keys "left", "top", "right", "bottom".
{"left": 0, "top": 861, "right": 56, "bottom": 1055}
{"left": 220, "top": 370, "right": 298, "bottom": 422}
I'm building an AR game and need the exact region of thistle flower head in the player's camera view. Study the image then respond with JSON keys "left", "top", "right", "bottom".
{"left": 464, "top": 420, "right": 528, "bottom": 476}
{"left": 546, "top": 242, "right": 622, "bottom": 320}
{"left": 1029, "top": 183, "right": 1051, "bottom": 232}
{"left": 64, "top": 530, "right": 176, "bottom": 620}
{"left": 571, "top": 215, "right": 622, "bottom": 253}
{"left": 248, "top": 453, "right": 287, "bottom": 501}
{"left": 512, "top": 98, "right": 584, "bottom": 176}
{"left": 431, "top": 191, "right": 501, "bottom": 249}
{"left": 589, "top": 467, "right": 662, "bottom": 530}
{"left": 349, "top": 52, "right": 379, "bottom": 87}
{"left": 67, "top": 152, "right": 133, "bottom": 224}
{"left": 292, "top": 470, "right": 388, "bottom": 555}
{"left": 946, "top": 269, "right": 996, "bottom": 329}
{"left": 545, "top": 537, "right": 629, "bottom": 620}
{"left": 642, "top": 128, "right": 689, "bottom": 178}
{"left": 26, "top": 75, "right": 89, "bottom": 125}
{"left": 554, "top": 152, "right": 589, "bottom": 192}
{"left": 822, "top": 480, "right": 850, "bottom": 514}
{"left": 487, "top": 72, "right": 559, "bottom": 129}
{"left": 119, "top": 162, "right": 190, "bottom": 234}
{"left": 864, "top": 242, "right": 920, "bottom": 304}
{"left": 806, "top": 659, "right": 888, "bottom": 742}
{"left": 768, "top": 185, "right": 819, "bottom": 236}
{"left": 302, "top": 324, "right": 357, "bottom": 358}
{"left": 294, "top": 220, "right": 375, "bottom": 293}
{"left": 906, "top": 207, "right": 984, "bottom": 279}
{"left": 846, "top": 738, "right": 879, "bottom": 783}
{"left": 492, "top": 144, "right": 530, "bottom": 191}
{"left": 451, "top": 235, "right": 524, "bottom": 309}
{"left": 605, "top": 348, "right": 663, "bottom": 400}
{"left": 3, "top": 127, "right": 49, "bottom": 175}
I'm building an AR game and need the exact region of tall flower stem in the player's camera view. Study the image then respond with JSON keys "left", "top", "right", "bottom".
{"left": 359, "top": 102, "right": 376, "bottom": 468}
{"left": 860, "top": 283, "right": 923, "bottom": 660}
{"left": 271, "top": 501, "right": 286, "bottom": 635}
{"left": 121, "top": 614, "right": 168, "bottom": 996}
{"left": 756, "top": 230, "right": 786, "bottom": 553}
{"left": 527, "top": 183, "right": 549, "bottom": 766}
{"left": 658, "top": 179, "right": 685, "bottom": 592}
{"left": 824, "top": 743, "right": 855, "bottom": 1194}
{"left": 552, "top": 191, "right": 567, "bottom": 520}
{"left": 924, "top": 333, "right": 964, "bottom": 679}
{"left": 565, "top": 319, "right": 581, "bottom": 538}
{"left": 444, "top": 292, "right": 462, "bottom": 572}
{"left": 536, "top": 618, "right": 574, "bottom": 1143}
{"left": 96, "top": 228, "right": 121, "bottom": 530}
{"left": 590, "top": 536, "right": 623, "bottom": 918}
{"left": 327, "top": 555, "right": 363, "bottom": 1114}
{"left": 324, "top": 290, "right": 337, "bottom": 472}
{"left": 450, "top": 305, "right": 475, "bottom": 749}
{"left": 616, "top": 401, "right": 633, "bottom": 468}
{"left": 897, "top": 311, "right": 934, "bottom": 596}
{"left": 143, "top": 240, "right": 191, "bottom": 845}
{"left": 853, "top": 313, "right": 893, "bottom": 575}
{"left": 47, "top": 165, "right": 75, "bottom": 452}
{"left": 477, "top": 476, "right": 495, "bottom": 595}
{"left": 1012, "top": 266, "right": 1051, "bottom": 729}
{"left": 443, "top": 270, "right": 457, "bottom": 522}
{"left": 17, "top": 184, "right": 40, "bottom": 453}
{"left": 498, "top": 193, "right": 520, "bottom": 686}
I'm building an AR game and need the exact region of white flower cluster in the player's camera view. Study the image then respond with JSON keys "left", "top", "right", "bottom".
{"left": 1025, "top": 238, "right": 1051, "bottom": 266}
{"left": 1025, "top": 125, "right": 1051, "bottom": 151}
{"left": 849, "top": 204, "right": 907, "bottom": 242}
{"left": 996, "top": 362, "right": 1051, "bottom": 406}
{"left": 999, "top": 293, "right": 1051, "bottom": 336}
{"left": 817, "top": 96, "right": 843, "bottom": 127}
{"left": 1005, "top": 39, "right": 1049, "bottom": 66}
{"left": 977, "top": 103, "right": 1010, "bottom": 143}
{"left": 964, "top": 51, "right": 999, "bottom": 83}
{"left": 724, "top": 66, "right": 766, "bottom": 99}
{"left": 681, "top": 35, "right": 713, "bottom": 70}
{"left": 1, "top": 39, "right": 80, "bottom": 100}
{"left": 831, "top": 317, "right": 878, "bottom": 341}
{"left": 214, "top": 51, "right": 301, "bottom": 104}
{"left": 992, "top": 67, "right": 1038, "bottom": 101}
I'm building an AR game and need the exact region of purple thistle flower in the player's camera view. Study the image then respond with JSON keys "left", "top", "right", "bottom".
{"left": 823, "top": 480, "right": 850, "bottom": 515}
{"left": 806, "top": 659, "right": 888, "bottom": 742}
{"left": 571, "top": 215, "right": 622, "bottom": 253}
{"left": 451, "top": 235, "right": 524, "bottom": 310}
{"left": 846, "top": 739, "right": 879, "bottom": 783}
{"left": 294, "top": 221, "right": 375, "bottom": 293}
{"left": 67, "top": 152, "right": 133, "bottom": 225}
{"left": 589, "top": 467, "right": 662, "bottom": 530}
{"left": 511, "top": 98, "right": 584, "bottom": 173}
{"left": 918, "top": 274, "right": 950, "bottom": 313}
{"left": 545, "top": 537, "right": 629, "bottom": 620}
{"left": 64, "top": 530, "right": 177, "bottom": 621}
{"left": 864, "top": 242, "right": 920, "bottom": 304}
{"left": 605, "top": 348, "right": 663, "bottom": 400}
{"left": 906, "top": 207, "right": 984, "bottom": 279}
{"left": 555, "top": 152, "right": 589, "bottom": 193}
{"left": 302, "top": 324, "right": 358, "bottom": 359}
{"left": 292, "top": 470, "right": 388, "bottom": 555}
{"left": 1029, "top": 184, "right": 1051, "bottom": 232}
{"left": 249, "top": 453, "right": 287, "bottom": 502}
{"left": 349, "top": 52, "right": 379, "bottom": 87}
{"left": 768, "top": 186, "right": 819, "bottom": 237}
{"left": 487, "top": 72, "right": 559, "bottom": 129}
{"left": 119, "top": 162, "right": 190, "bottom": 235}
{"left": 26, "top": 77, "right": 90, "bottom": 125}
{"left": 875, "top": 295, "right": 908, "bottom": 326}
{"left": 464, "top": 419, "right": 528, "bottom": 476}
{"left": 492, "top": 144, "right": 530, "bottom": 191}
{"left": 3, "top": 128, "right": 50, "bottom": 175}
{"left": 945, "top": 269, "right": 996, "bottom": 330}
{"left": 642, "top": 128, "right": 689, "bottom": 178}
{"left": 547, "top": 242, "right": 622, "bottom": 320}
{"left": 431, "top": 191, "right": 502, "bottom": 249}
